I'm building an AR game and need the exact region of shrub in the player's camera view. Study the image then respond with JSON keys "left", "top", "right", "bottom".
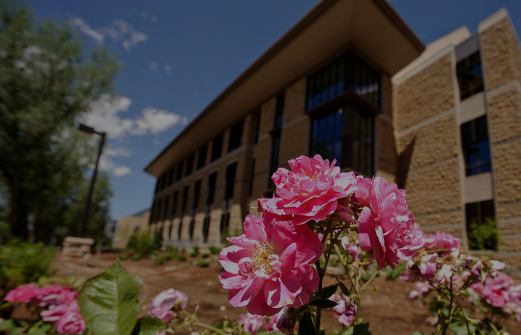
{"left": 201, "top": 253, "right": 210, "bottom": 259}
{"left": 0, "top": 241, "right": 56, "bottom": 293}
{"left": 177, "top": 255, "right": 187, "bottom": 262}
{"left": 126, "top": 231, "right": 157, "bottom": 259}
{"left": 467, "top": 218, "right": 498, "bottom": 250}
{"left": 155, "top": 254, "right": 172, "bottom": 265}
{"left": 190, "top": 246, "right": 199, "bottom": 258}
{"left": 208, "top": 246, "right": 221, "bottom": 255}
{"left": 196, "top": 260, "right": 209, "bottom": 268}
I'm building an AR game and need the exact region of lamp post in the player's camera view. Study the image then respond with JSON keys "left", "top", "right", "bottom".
{"left": 77, "top": 123, "right": 106, "bottom": 236}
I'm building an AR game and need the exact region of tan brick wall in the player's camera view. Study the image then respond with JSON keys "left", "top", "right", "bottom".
{"left": 396, "top": 113, "right": 459, "bottom": 170}
{"left": 480, "top": 17, "right": 521, "bottom": 92}
{"left": 393, "top": 51, "right": 462, "bottom": 235}
{"left": 403, "top": 158, "right": 463, "bottom": 230}
{"left": 394, "top": 53, "right": 455, "bottom": 132}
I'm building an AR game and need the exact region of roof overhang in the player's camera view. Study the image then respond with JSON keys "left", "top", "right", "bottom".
{"left": 145, "top": 0, "right": 424, "bottom": 177}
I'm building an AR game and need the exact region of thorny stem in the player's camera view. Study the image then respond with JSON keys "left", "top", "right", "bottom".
{"left": 182, "top": 311, "right": 228, "bottom": 335}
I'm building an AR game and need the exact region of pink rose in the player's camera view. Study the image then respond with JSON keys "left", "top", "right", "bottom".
{"left": 149, "top": 288, "right": 188, "bottom": 323}
{"left": 219, "top": 212, "right": 323, "bottom": 315}
{"left": 4, "top": 284, "right": 40, "bottom": 303}
{"left": 357, "top": 177, "right": 414, "bottom": 268}
{"left": 478, "top": 273, "right": 513, "bottom": 308}
{"left": 331, "top": 293, "right": 357, "bottom": 327}
{"left": 240, "top": 313, "right": 265, "bottom": 334}
{"left": 55, "top": 309, "right": 86, "bottom": 334}
{"left": 423, "top": 232, "right": 460, "bottom": 254}
{"left": 341, "top": 236, "right": 359, "bottom": 260}
{"left": 41, "top": 303, "right": 69, "bottom": 322}
{"left": 262, "top": 154, "right": 356, "bottom": 225}
{"left": 265, "top": 307, "right": 293, "bottom": 333}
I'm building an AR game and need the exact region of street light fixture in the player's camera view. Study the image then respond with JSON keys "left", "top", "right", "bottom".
{"left": 77, "top": 123, "right": 106, "bottom": 237}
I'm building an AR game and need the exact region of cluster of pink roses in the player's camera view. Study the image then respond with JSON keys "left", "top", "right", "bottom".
{"left": 4, "top": 284, "right": 85, "bottom": 334}
{"left": 219, "top": 154, "right": 421, "bottom": 317}
{"left": 401, "top": 229, "right": 521, "bottom": 326}
{"left": 239, "top": 308, "right": 293, "bottom": 334}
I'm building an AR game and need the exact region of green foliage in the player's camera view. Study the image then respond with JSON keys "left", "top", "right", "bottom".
{"left": 78, "top": 260, "right": 142, "bottom": 335}
{"left": 196, "top": 259, "right": 209, "bottom": 268}
{"left": 0, "top": 319, "right": 52, "bottom": 335}
{"left": 201, "top": 253, "right": 210, "bottom": 259}
{"left": 385, "top": 261, "right": 406, "bottom": 280}
{"left": 209, "top": 246, "right": 221, "bottom": 255}
{"left": 126, "top": 231, "right": 157, "bottom": 259}
{"left": 0, "top": 1, "right": 119, "bottom": 240}
{"left": 177, "top": 254, "right": 187, "bottom": 262}
{"left": 0, "top": 241, "right": 56, "bottom": 292}
{"left": 0, "top": 220, "right": 10, "bottom": 243}
{"left": 154, "top": 254, "right": 172, "bottom": 265}
{"left": 131, "top": 317, "right": 164, "bottom": 335}
{"left": 190, "top": 246, "right": 200, "bottom": 258}
{"left": 468, "top": 218, "right": 498, "bottom": 251}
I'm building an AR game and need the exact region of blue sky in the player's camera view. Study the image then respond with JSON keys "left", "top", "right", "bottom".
{"left": 27, "top": 1, "right": 521, "bottom": 220}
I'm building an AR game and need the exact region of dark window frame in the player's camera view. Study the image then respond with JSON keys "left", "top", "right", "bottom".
{"left": 206, "top": 171, "right": 218, "bottom": 206}
{"left": 457, "top": 51, "right": 484, "bottom": 100}
{"left": 210, "top": 134, "right": 223, "bottom": 162}
{"left": 461, "top": 115, "right": 492, "bottom": 176}
{"left": 465, "top": 200, "right": 497, "bottom": 250}
{"left": 225, "top": 162, "right": 237, "bottom": 200}
{"left": 228, "top": 120, "right": 244, "bottom": 152}
{"left": 197, "top": 144, "right": 207, "bottom": 170}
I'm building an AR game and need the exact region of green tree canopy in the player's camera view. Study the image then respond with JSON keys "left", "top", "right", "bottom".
{"left": 0, "top": 1, "right": 120, "bottom": 240}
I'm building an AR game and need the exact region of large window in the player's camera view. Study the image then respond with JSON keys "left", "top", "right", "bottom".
{"left": 170, "top": 191, "right": 178, "bottom": 219}
{"left": 310, "top": 104, "right": 374, "bottom": 176}
{"left": 193, "top": 179, "right": 201, "bottom": 212}
{"left": 211, "top": 134, "right": 223, "bottom": 162}
{"left": 228, "top": 120, "right": 243, "bottom": 152}
{"left": 197, "top": 145, "right": 207, "bottom": 170}
{"left": 206, "top": 172, "right": 217, "bottom": 206}
{"left": 306, "top": 52, "right": 380, "bottom": 111}
{"left": 175, "top": 161, "right": 183, "bottom": 181}
{"left": 461, "top": 115, "right": 491, "bottom": 176}
{"left": 185, "top": 154, "right": 194, "bottom": 177}
{"left": 268, "top": 94, "right": 284, "bottom": 189}
{"left": 466, "top": 200, "right": 497, "bottom": 250}
{"left": 457, "top": 51, "right": 484, "bottom": 100}
{"left": 181, "top": 185, "right": 189, "bottom": 215}
{"left": 225, "top": 162, "right": 237, "bottom": 200}
{"left": 167, "top": 168, "right": 174, "bottom": 187}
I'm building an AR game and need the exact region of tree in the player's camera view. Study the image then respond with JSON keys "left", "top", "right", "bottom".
{"left": 0, "top": 1, "right": 119, "bottom": 239}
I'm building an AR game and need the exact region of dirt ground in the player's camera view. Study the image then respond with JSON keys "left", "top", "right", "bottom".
{"left": 54, "top": 253, "right": 520, "bottom": 335}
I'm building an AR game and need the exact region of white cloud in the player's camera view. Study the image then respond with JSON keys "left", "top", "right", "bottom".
{"left": 149, "top": 61, "right": 158, "bottom": 71}
{"left": 113, "top": 166, "right": 132, "bottom": 176}
{"left": 132, "top": 107, "right": 187, "bottom": 135}
{"left": 140, "top": 12, "right": 158, "bottom": 23}
{"left": 70, "top": 17, "right": 147, "bottom": 51}
{"left": 70, "top": 17, "right": 105, "bottom": 43}
{"left": 105, "top": 146, "right": 131, "bottom": 157}
{"left": 80, "top": 94, "right": 186, "bottom": 139}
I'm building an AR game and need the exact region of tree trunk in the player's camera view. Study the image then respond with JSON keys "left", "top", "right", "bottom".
{"left": 8, "top": 167, "right": 28, "bottom": 239}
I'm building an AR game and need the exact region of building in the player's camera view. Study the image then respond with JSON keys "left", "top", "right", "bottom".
{"left": 393, "top": 8, "right": 521, "bottom": 266}
{"left": 144, "top": 1, "right": 521, "bottom": 265}
{"left": 112, "top": 209, "right": 150, "bottom": 249}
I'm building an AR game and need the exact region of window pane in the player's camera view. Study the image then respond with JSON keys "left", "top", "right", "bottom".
{"left": 197, "top": 145, "right": 207, "bottom": 170}
{"left": 461, "top": 116, "right": 491, "bottom": 176}
{"left": 457, "top": 51, "right": 484, "bottom": 100}
{"left": 466, "top": 200, "right": 497, "bottom": 250}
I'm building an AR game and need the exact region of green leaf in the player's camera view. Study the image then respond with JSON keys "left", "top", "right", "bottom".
{"left": 338, "top": 281, "right": 350, "bottom": 296}
{"left": 321, "top": 284, "right": 338, "bottom": 299}
{"left": 298, "top": 311, "right": 316, "bottom": 335}
{"left": 353, "top": 323, "right": 371, "bottom": 335}
{"left": 131, "top": 317, "right": 164, "bottom": 335}
{"left": 78, "top": 260, "right": 142, "bottom": 335}
{"left": 27, "top": 321, "right": 53, "bottom": 335}
{"left": 0, "top": 320, "right": 26, "bottom": 335}
{"left": 308, "top": 298, "right": 337, "bottom": 308}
